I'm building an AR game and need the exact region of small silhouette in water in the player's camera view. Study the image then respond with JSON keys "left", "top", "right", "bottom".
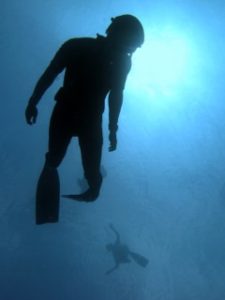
{"left": 105, "top": 224, "right": 149, "bottom": 275}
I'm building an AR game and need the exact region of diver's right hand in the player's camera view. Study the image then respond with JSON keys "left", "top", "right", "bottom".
{"left": 108, "top": 131, "right": 117, "bottom": 152}
{"left": 25, "top": 104, "right": 38, "bottom": 125}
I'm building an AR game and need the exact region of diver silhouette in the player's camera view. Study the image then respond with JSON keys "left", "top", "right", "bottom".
{"left": 105, "top": 224, "right": 149, "bottom": 275}
{"left": 25, "top": 15, "right": 144, "bottom": 224}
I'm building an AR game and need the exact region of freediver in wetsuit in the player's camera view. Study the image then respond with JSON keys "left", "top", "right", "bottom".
{"left": 105, "top": 224, "right": 149, "bottom": 275}
{"left": 25, "top": 15, "right": 145, "bottom": 224}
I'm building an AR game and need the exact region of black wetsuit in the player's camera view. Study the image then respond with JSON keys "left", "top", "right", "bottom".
{"left": 31, "top": 35, "right": 131, "bottom": 195}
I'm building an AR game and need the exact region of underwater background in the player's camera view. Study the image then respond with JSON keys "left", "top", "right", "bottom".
{"left": 1, "top": 1, "right": 225, "bottom": 299}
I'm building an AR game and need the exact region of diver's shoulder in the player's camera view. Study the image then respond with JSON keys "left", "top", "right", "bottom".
{"left": 63, "top": 37, "right": 97, "bottom": 47}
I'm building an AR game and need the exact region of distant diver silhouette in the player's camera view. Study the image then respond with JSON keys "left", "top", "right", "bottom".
{"left": 25, "top": 15, "right": 144, "bottom": 224}
{"left": 105, "top": 224, "right": 149, "bottom": 275}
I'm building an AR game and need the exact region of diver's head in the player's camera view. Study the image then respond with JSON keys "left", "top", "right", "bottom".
{"left": 106, "top": 14, "right": 144, "bottom": 55}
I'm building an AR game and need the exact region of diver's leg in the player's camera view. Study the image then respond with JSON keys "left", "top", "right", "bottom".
{"left": 65, "top": 123, "right": 103, "bottom": 201}
{"left": 79, "top": 124, "right": 103, "bottom": 200}
{"left": 62, "top": 120, "right": 103, "bottom": 202}
{"left": 36, "top": 103, "right": 72, "bottom": 224}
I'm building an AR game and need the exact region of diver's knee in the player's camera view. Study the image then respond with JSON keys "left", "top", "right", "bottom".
{"left": 44, "top": 161, "right": 58, "bottom": 170}
{"left": 45, "top": 153, "right": 61, "bottom": 169}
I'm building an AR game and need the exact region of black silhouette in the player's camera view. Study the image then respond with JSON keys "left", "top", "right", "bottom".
{"left": 64, "top": 166, "right": 107, "bottom": 200}
{"left": 25, "top": 15, "right": 144, "bottom": 224}
{"left": 105, "top": 224, "right": 149, "bottom": 275}
{"left": 35, "top": 165, "right": 59, "bottom": 223}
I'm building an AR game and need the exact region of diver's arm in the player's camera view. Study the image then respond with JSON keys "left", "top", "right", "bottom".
{"left": 108, "top": 89, "right": 123, "bottom": 151}
{"left": 108, "top": 55, "right": 131, "bottom": 151}
{"left": 25, "top": 67, "right": 60, "bottom": 125}
{"left": 28, "top": 66, "right": 60, "bottom": 107}
{"left": 25, "top": 41, "right": 71, "bottom": 125}
{"left": 109, "top": 224, "right": 120, "bottom": 244}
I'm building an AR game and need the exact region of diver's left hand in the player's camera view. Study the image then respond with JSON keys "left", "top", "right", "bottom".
{"left": 109, "top": 131, "right": 117, "bottom": 152}
{"left": 25, "top": 103, "right": 38, "bottom": 125}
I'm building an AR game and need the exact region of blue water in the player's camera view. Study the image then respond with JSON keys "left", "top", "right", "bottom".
{"left": 1, "top": 1, "right": 225, "bottom": 299}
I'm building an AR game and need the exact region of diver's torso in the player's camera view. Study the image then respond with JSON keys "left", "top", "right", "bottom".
{"left": 55, "top": 36, "right": 131, "bottom": 115}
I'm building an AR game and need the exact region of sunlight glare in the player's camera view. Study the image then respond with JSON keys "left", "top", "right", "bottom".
{"left": 128, "top": 27, "right": 193, "bottom": 97}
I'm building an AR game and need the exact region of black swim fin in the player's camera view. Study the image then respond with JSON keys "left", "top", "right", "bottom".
{"left": 129, "top": 251, "right": 149, "bottom": 267}
{"left": 62, "top": 189, "right": 98, "bottom": 202}
{"left": 36, "top": 166, "right": 60, "bottom": 224}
